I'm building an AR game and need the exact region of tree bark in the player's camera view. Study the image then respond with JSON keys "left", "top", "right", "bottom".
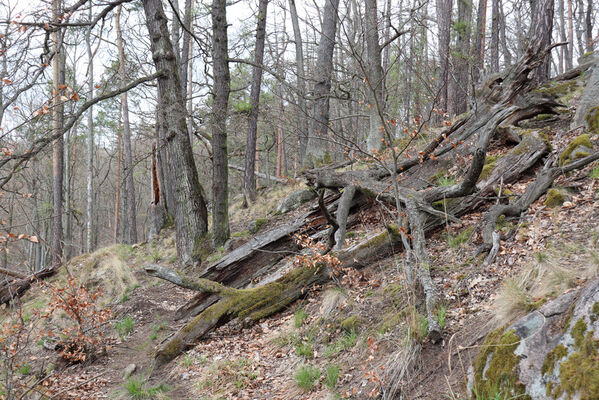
{"left": 303, "top": 0, "right": 340, "bottom": 168}
{"left": 116, "top": 5, "right": 138, "bottom": 244}
{"left": 473, "top": 0, "right": 487, "bottom": 83}
{"left": 452, "top": 0, "right": 472, "bottom": 115}
{"left": 210, "top": 0, "right": 231, "bottom": 247}
{"left": 51, "top": 0, "right": 64, "bottom": 268}
{"left": 289, "top": 0, "right": 309, "bottom": 163}
{"left": 86, "top": 5, "right": 94, "bottom": 252}
{"left": 530, "top": 0, "right": 555, "bottom": 83}
{"left": 435, "top": 0, "right": 453, "bottom": 116}
{"left": 243, "top": 0, "right": 269, "bottom": 204}
{"left": 585, "top": 0, "right": 594, "bottom": 52}
{"left": 142, "top": 0, "right": 209, "bottom": 267}
{"left": 567, "top": 0, "right": 574, "bottom": 69}
{"left": 365, "top": 0, "right": 385, "bottom": 152}
{"left": 490, "top": 0, "right": 499, "bottom": 73}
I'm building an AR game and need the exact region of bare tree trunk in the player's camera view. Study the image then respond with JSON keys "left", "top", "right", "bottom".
{"left": 114, "top": 112, "right": 121, "bottom": 244}
{"left": 558, "top": 0, "right": 567, "bottom": 74}
{"left": 142, "top": 0, "right": 209, "bottom": 267}
{"left": 116, "top": 5, "right": 138, "bottom": 244}
{"left": 303, "top": 0, "right": 340, "bottom": 168}
{"left": 211, "top": 0, "right": 231, "bottom": 247}
{"left": 567, "top": 0, "right": 574, "bottom": 69}
{"left": 576, "top": 0, "right": 585, "bottom": 57}
{"left": 530, "top": 0, "right": 555, "bottom": 83}
{"left": 86, "top": 7, "right": 94, "bottom": 252}
{"left": 289, "top": 0, "right": 308, "bottom": 163}
{"left": 51, "top": 0, "right": 64, "bottom": 268}
{"left": 243, "top": 0, "right": 269, "bottom": 204}
{"left": 585, "top": 0, "right": 594, "bottom": 52}
{"left": 498, "top": 0, "right": 511, "bottom": 66}
{"left": 490, "top": 0, "right": 499, "bottom": 73}
{"left": 473, "top": 0, "right": 487, "bottom": 83}
{"left": 365, "top": 0, "right": 385, "bottom": 152}
{"left": 435, "top": 0, "right": 453, "bottom": 115}
{"left": 452, "top": 0, "right": 472, "bottom": 115}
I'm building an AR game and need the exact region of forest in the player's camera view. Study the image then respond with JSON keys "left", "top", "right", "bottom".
{"left": 1, "top": 0, "right": 599, "bottom": 398}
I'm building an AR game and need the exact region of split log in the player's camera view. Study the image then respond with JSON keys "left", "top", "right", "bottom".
{"left": 147, "top": 225, "right": 403, "bottom": 366}
{"left": 175, "top": 192, "right": 367, "bottom": 319}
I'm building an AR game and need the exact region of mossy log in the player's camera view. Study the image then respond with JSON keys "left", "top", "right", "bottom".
{"left": 146, "top": 226, "right": 403, "bottom": 365}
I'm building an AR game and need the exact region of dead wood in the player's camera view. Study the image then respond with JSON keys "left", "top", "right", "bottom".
{"left": 148, "top": 225, "right": 403, "bottom": 366}
{"left": 0, "top": 268, "right": 56, "bottom": 306}
{"left": 479, "top": 151, "right": 599, "bottom": 253}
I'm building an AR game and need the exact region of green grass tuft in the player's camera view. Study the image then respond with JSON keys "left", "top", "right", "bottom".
{"left": 295, "top": 365, "right": 320, "bottom": 392}
{"left": 115, "top": 316, "right": 135, "bottom": 340}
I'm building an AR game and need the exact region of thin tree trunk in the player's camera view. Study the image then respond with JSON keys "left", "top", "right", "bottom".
{"left": 142, "top": 0, "right": 209, "bottom": 267}
{"left": 558, "top": 0, "right": 567, "bottom": 74}
{"left": 452, "top": 0, "right": 472, "bottom": 115}
{"left": 567, "top": 0, "right": 574, "bottom": 69}
{"left": 490, "top": 0, "right": 499, "bottom": 73}
{"left": 51, "top": 0, "right": 64, "bottom": 268}
{"left": 530, "top": 0, "right": 555, "bottom": 83}
{"left": 365, "top": 0, "right": 385, "bottom": 152}
{"left": 435, "top": 0, "right": 453, "bottom": 116}
{"left": 114, "top": 112, "right": 122, "bottom": 244}
{"left": 303, "top": 0, "right": 341, "bottom": 168}
{"left": 86, "top": 7, "right": 94, "bottom": 253}
{"left": 211, "top": 0, "right": 231, "bottom": 247}
{"left": 289, "top": 0, "right": 309, "bottom": 163}
{"left": 498, "top": 0, "right": 511, "bottom": 67}
{"left": 473, "top": 0, "right": 488, "bottom": 83}
{"left": 116, "top": 5, "right": 138, "bottom": 244}
{"left": 243, "top": 0, "right": 269, "bottom": 204}
{"left": 585, "top": 0, "right": 594, "bottom": 52}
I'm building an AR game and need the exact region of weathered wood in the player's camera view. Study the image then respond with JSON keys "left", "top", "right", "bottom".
{"left": 151, "top": 225, "right": 404, "bottom": 366}
{"left": 0, "top": 269, "right": 56, "bottom": 306}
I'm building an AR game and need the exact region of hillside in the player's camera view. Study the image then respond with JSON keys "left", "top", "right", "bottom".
{"left": 2, "top": 57, "right": 599, "bottom": 400}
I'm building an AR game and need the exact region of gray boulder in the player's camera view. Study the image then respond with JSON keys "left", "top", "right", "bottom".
{"left": 470, "top": 277, "right": 599, "bottom": 399}
{"left": 573, "top": 54, "right": 599, "bottom": 130}
{"left": 275, "top": 189, "right": 316, "bottom": 214}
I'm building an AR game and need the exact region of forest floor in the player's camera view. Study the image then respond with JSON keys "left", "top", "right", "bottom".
{"left": 3, "top": 73, "right": 599, "bottom": 400}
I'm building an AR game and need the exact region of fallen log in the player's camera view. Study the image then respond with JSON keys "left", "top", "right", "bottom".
{"left": 0, "top": 268, "right": 56, "bottom": 306}
{"left": 147, "top": 225, "right": 403, "bottom": 365}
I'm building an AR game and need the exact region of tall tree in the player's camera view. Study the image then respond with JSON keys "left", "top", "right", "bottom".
{"left": 243, "top": 0, "right": 269, "bottom": 204}
{"left": 567, "top": 0, "right": 574, "bottom": 69}
{"left": 85, "top": 5, "right": 94, "bottom": 252}
{"left": 452, "top": 0, "right": 472, "bottom": 115}
{"left": 211, "top": 0, "right": 231, "bottom": 247}
{"left": 585, "top": 0, "right": 594, "bottom": 52}
{"left": 473, "top": 0, "right": 488, "bottom": 83}
{"left": 116, "top": 5, "right": 137, "bottom": 244}
{"left": 530, "top": 0, "right": 555, "bottom": 83}
{"left": 51, "top": 0, "right": 65, "bottom": 268}
{"left": 365, "top": 0, "right": 385, "bottom": 152}
{"left": 435, "top": 0, "right": 453, "bottom": 115}
{"left": 142, "top": 0, "right": 209, "bottom": 267}
{"left": 303, "top": 0, "right": 341, "bottom": 167}
{"left": 490, "top": 0, "right": 499, "bottom": 73}
{"left": 289, "top": 0, "right": 308, "bottom": 163}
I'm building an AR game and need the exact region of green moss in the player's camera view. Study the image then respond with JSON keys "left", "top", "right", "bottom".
{"left": 231, "top": 230, "right": 250, "bottom": 239}
{"left": 544, "top": 189, "right": 565, "bottom": 208}
{"left": 542, "top": 344, "right": 568, "bottom": 376}
{"left": 571, "top": 319, "right": 587, "bottom": 348}
{"left": 248, "top": 218, "right": 268, "bottom": 233}
{"left": 479, "top": 155, "right": 500, "bottom": 181}
{"left": 536, "top": 80, "right": 579, "bottom": 99}
{"left": 547, "top": 318, "right": 599, "bottom": 400}
{"left": 537, "top": 113, "right": 555, "bottom": 121}
{"left": 559, "top": 134, "right": 593, "bottom": 166}
{"left": 432, "top": 198, "right": 450, "bottom": 211}
{"left": 340, "top": 315, "right": 361, "bottom": 332}
{"left": 592, "top": 302, "right": 599, "bottom": 323}
{"left": 585, "top": 106, "right": 599, "bottom": 134}
{"left": 473, "top": 327, "right": 528, "bottom": 399}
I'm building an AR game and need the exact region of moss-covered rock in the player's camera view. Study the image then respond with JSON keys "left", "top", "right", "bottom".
{"left": 248, "top": 218, "right": 268, "bottom": 234}
{"left": 472, "top": 327, "right": 529, "bottom": 399}
{"left": 340, "top": 315, "right": 361, "bottom": 332}
{"left": 558, "top": 134, "right": 593, "bottom": 166}
{"left": 544, "top": 189, "right": 565, "bottom": 208}
{"left": 585, "top": 105, "right": 599, "bottom": 134}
